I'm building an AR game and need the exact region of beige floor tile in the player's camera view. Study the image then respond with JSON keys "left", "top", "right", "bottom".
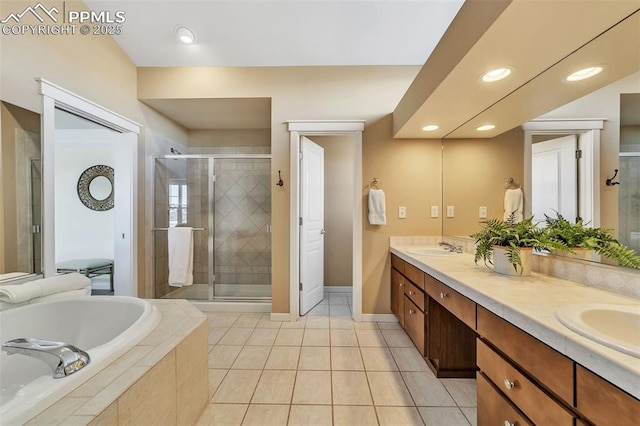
{"left": 402, "top": 372, "right": 456, "bottom": 406}
{"left": 232, "top": 346, "right": 271, "bottom": 370}
{"left": 389, "top": 347, "right": 430, "bottom": 372}
{"left": 298, "top": 346, "right": 331, "bottom": 370}
{"left": 329, "top": 293, "right": 349, "bottom": 305}
{"left": 208, "top": 369, "right": 228, "bottom": 399}
{"left": 354, "top": 322, "right": 379, "bottom": 330}
{"left": 246, "top": 328, "right": 279, "bottom": 346}
{"left": 242, "top": 404, "right": 290, "bottom": 426}
{"left": 367, "top": 372, "right": 414, "bottom": 406}
{"left": 305, "top": 316, "right": 330, "bottom": 329}
{"left": 281, "top": 317, "right": 307, "bottom": 329}
{"left": 356, "top": 329, "right": 387, "bottom": 347}
{"left": 330, "top": 305, "right": 351, "bottom": 316}
{"left": 251, "top": 370, "right": 296, "bottom": 404}
{"left": 218, "top": 328, "right": 254, "bottom": 345}
{"left": 212, "top": 370, "right": 261, "bottom": 403}
{"left": 303, "top": 329, "right": 330, "bottom": 346}
{"left": 308, "top": 304, "right": 330, "bottom": 316}
{"left": 288, "top": 405, "right": 333, "bottom": 426}
{"left": 332, "top": 371, "right": 373, "bottom": 405}
{"left": 333, "top": 406, "right": 379, "bottom": 426}
{"left": 418, "top": 407, "right": 471, "bottom": 426}
{"left": 375, "top": 407, "right": 423, "bottom": 426}
{"left": 361, "top": 347, "right": 398, "bottom": 371}
{"left": 208, "top": 328, "right": 229, "bottom": 345}
{"left": 377, "top": 322, "right": 402, "bottom": 330}
{"left": 207, "top": 313, "right": 240, "bottom": 328}
{"left": 256, "top": 317, "right": 283, "bottom": 329}
{"left": 274, "top": 329, "right": 304, "bottom": 346}
{"left": 208, "top": 345, "right": 242, "bottom": 369}
{"left": 232, "top": 313, "right": 263, "bottom": 328}
{"left": 331, "top": 347, "right": 364, "bottom": 370}
{"left": 196, "top": 403, "right": 247, "bottom": 426}
{"left": 381, "top": 329, "right": 415, "bottom": 347}
{"left": 331, "top": 329, "right": 358, "bottom": 346}
{"left": 460, "top": 407, "right": 477, "bottom": 426}
{"left": 292, "top": 370, "right": 332, "bottom": 405}
{"left": 265, "top": 346, "right": 300, "bottom": 370}
{"left": 441, "top": 379, "right": 477, "bottom": 407}
{"left": 329, "top": 317, "right": 355, "bottom": 329}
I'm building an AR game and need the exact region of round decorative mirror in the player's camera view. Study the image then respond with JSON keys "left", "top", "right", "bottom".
{"left": 77, "top": 165, "right": 114, "bottom": 211}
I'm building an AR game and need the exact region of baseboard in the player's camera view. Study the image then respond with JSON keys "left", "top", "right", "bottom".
{"left": 270, "top": 313, "right": 293, "bottom": 321}
{"left": 324, "top": 286, "right": 353, "bottom": 293}
{"left": 192, "top": 301, "right": 271, "bottom": 313}
{"left": 360, "top": 314, "right": 398, "bottom": 322}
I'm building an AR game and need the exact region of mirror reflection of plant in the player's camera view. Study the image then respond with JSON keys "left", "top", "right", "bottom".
{"left": 544, "top": 213, "right": 640, "bottom": 269}
{"left": 471, "top": 213, "right": 567, "bottom": 273}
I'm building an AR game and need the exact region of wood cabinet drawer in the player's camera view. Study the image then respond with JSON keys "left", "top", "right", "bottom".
{"left": 404, "top": 262, "right": 425, "bottom": 290}
{"left": 404, "top": 297, "right": 425, "bottom": 355}
{"left": 391, "top": 254, "right": 405, "bottom": 274}
{"left": 576, "top": 365, "right": 640, "bottom": 426}
{"left": 425, "top": 275, "right": 476, "bottom": 329}
{"left": 477, "top": 372, "right": 533, "bottom": 426}
{"left": 404, "top": 280, "right": 425, "bottom": 312}
{"left": 477, "top": 307, "right": 573, "bottom": 405}
{"left": 397, "top": 276, "right": 405, "bottom": 327}
{"left": 391, "top": 269, "right": 401, "bottom": 317}
{"left": 477, "top": 339, "right": 574, "bottom": 426}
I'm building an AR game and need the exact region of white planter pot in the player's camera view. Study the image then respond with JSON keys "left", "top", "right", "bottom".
{"left": 492, "top": 246, "right": 532, "bottom": 276}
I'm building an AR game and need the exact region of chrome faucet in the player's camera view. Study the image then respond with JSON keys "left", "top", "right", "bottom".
{"left": 2, "top": 338, "right": 90, "bottom": 378}
{"left": 438, "top": 241, "right": 463, "bottom": 253}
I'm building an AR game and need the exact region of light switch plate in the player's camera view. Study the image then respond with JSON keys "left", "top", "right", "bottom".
{"left": 479, "top": 206, "right": 488, "bottom": 219}
{"left": 446, "top": 206, "right": 455, "bottom": 218}
{"left": 398, "top": 206, "right": 407, "bottom": 219}
{"left": 430, "top": 206, "right": 439, "bottom": 218}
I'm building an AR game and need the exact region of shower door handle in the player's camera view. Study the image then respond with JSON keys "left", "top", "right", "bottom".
{"left": 320, "top": 229, "right": 325, "bottom": 235}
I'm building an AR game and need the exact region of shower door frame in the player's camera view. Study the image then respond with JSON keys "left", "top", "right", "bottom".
{"left": 159, "top": 154, "right": 272, "bottom": 301}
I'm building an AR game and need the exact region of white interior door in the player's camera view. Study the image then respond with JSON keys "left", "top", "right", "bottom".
{"left": 299, "top": 137, "right": 324, "bottom": 315}
{"left": 532, "top": 135, "right": 577, "bottom": 223}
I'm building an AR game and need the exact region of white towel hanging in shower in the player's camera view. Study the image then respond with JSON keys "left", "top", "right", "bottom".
{"left": 168, "top": 227, "right": 194, "bottom": 287}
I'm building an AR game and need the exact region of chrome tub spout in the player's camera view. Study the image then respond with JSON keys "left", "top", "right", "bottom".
{"left": 2, "top": 338, "right": 90, "bottom": 378}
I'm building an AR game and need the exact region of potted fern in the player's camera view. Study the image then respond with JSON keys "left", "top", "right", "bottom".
{"left": 544, "top": 213, "right": 640, "bottom": 269}
{"left": 471, "top": 214, "right": 566, "bottom": 276}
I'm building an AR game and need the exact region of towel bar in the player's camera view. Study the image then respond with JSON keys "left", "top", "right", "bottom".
{"left": 152, "top": 228, "right": 206, "bottom": 231}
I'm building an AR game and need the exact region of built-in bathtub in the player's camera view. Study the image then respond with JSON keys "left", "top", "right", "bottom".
{"left": 0, "top": 296, "right": 160, "bottom": 425}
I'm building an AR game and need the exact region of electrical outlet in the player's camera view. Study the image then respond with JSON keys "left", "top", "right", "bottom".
{"left": 398, "top": 206, "right": 407, "bottom": 219}
{"left": 446, "top": 206, "right": 455, "bottom": 218}
{"left": 479, "top": 206, "right": 488, "bottom": 218}
{"left": 430, "top": 206, "right": 439, "bottom": 218}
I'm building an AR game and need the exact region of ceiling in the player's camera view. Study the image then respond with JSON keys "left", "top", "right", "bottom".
{"left": 84, "top": 0, "right": 464, "bottom": 67}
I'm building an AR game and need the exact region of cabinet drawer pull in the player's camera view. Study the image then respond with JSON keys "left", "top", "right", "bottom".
{"left": 503, "top": 379, "right": 515, "bottom": 390}
{"left": 409, "top": 309, "right": 414, "bottom": 314}
{"left": 409, "top": 290, "right": 414, "bottom": 295}
{"left": 399, "top": 282, "right": 403, "bottom": 287}
{"left": 440, "top": 292, "right": 447, "bottom": 299}
{"left": 504, "top": 421, "right": 515, "bottom": 426}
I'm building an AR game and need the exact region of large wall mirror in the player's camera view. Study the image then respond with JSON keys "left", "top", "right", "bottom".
{"left": 0, "top": 101, "right": 42, "bottom": 281}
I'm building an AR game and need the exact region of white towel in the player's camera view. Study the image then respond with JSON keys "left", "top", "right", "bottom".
{"left": 0, "top": 273, "right": 90, "bottom": 304}
{"left": 168, "top": 227, "right": 194, "bottom": 287}
{"left": 368, "top": 189, "right": 387, "bottom": 225}
{"left": 503, "top": 188, "right": 524, "bottom": 223}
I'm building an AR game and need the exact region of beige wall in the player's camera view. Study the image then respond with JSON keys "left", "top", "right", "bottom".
{"left": 442, "top": 126, "right": 524, "bottom": 237}
{"left": 362, "top": 115, "right": 442, "bottom": 314}
{"left": 1, "top": 1, "right": 188, "bottom": 295}
{"left": 188, "top": 129, "right": 270, "bottom": 148}
{"left": 310, "top": 135, "right": 354, "bottom": 287}
{"left": 138, "top": 66, "right": 420, "bottom": 313}
{"left": 1, "top": 102, "right": 41, "bottom": 273}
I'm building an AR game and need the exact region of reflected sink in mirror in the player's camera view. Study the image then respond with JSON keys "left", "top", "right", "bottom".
{"left": 407, "top": 247, "right": 460, "bottom": 257}
{"left": 556, "top": 304, "right": 640, "bottom": 358}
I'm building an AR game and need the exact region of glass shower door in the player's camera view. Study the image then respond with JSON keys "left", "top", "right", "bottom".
{"left": 618, "top": 153, "right": 640, "bottom": 256}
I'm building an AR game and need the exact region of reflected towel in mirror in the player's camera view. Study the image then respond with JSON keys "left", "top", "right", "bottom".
{"left": 504, "top": 188, "right": 524, "bottom": 223}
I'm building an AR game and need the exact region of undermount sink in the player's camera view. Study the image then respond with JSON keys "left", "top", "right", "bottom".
{"left": 555, "top": 304, "right": 640, "bottom": 358}
{"left": 407, "top": 247, "right": 460, "bottom": 257}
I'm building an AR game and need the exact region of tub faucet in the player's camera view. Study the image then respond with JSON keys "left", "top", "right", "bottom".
{"left": 2, "top": 338, "right": 90, "bottom": 378}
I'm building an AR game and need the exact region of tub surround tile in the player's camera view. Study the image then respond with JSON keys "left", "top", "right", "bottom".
{"left": 87, "top": 402, "right": 117, "bottom": 426}
{"left": 26, "top": 397, "right": 90, "bottom": 425}
{"left": 176, "top": 322, "right": 209, "bottom": 426}
{"left": 58, "top": 416, "right": 94, "bottom": 426}
{"left": 73, "top": 366, "right": 148, "bottom": 416}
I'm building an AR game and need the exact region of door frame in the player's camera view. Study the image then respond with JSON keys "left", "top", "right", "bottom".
{"left": 288, "top": 120, "right": 364, "bottom": 322}
{"left": 39, "top": 79, "right": 141, "bottom": 296}
{"left": 523, "top": 119, "right": 603, "bottom": 227}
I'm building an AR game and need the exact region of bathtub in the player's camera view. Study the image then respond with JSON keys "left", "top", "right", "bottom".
{"left": 0, "top": 296, "right": 160, "bottom": 425}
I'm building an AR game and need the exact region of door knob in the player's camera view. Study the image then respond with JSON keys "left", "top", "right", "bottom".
{"left": 320, "top": 229, "right": 325, "bottom": 234}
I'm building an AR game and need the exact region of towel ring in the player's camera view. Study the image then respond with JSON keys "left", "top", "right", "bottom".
{"left": 369, "top": 178, "right": 383, "bottom": 189}
{"left": 504, "top": 177, "right": 520, "bottom": 189}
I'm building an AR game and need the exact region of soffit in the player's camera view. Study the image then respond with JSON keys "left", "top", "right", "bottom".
{"left": 393, "top": 0, "right": 640, "bottom": 138}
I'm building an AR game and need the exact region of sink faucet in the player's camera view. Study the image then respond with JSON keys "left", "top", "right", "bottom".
{"left": 2, "top": 338, "right": 90, "bottom": 378}
{"left": 438, "top": 241, "right": 463, "bottom": 253}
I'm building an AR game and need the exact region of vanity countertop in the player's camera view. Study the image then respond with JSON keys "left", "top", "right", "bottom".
{"left": 390, "top": 245, "right": 640, "bottom": 399}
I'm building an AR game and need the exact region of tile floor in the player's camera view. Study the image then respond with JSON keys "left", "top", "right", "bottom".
{"left": 197, "top": 291, "right": 477, "bottom": 425}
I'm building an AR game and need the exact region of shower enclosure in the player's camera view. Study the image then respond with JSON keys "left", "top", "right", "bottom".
{"left": 153, "top": 155, "right": 271, "bottom": 301}
{"left": 618, "top": 152, "right": 640, "bottom": 256}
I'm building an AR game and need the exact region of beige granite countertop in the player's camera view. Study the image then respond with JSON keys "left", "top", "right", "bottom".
{"left": 390, "top": 245, "right": 640, "bottom": 399}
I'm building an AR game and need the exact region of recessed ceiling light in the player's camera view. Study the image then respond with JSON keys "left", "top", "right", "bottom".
{"left": 565, "top": 66, "right": 603, "bottom": 82}
{"left": 175, "top": 25, "right": 196, "bottom": 44}
{"left": 481, "top": 67, "right": 512, "bottom": 82}
{"left": 422, "top": 125, "right": 439, "bottom": 131}
{"left": 476, "top": 124, "right": 495, "bottom": 131}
